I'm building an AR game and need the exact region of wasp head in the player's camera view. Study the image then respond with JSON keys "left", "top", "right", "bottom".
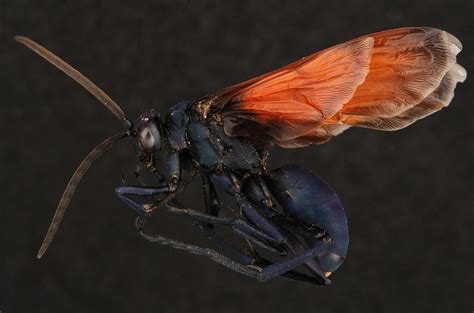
{"left": 134, "top": 109, "right": 163, "bottom": 154}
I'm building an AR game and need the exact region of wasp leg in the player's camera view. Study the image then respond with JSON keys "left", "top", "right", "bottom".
{"left": 210, "top": 172, "right": 329, "bottom": 283}
{"left": 194, "top": 175, "right": 253, "bottom": 262}
{"left": 136, "top": 216, "right": 329, "bottom": 285}
{"left": 115, "top": 185, "right": 178, "bottom": 217}
{"left": 243, "top": 175, "right": 330, "bottom": 284}
{"left": 135, "top": 216, "right": 261, "bottom": 278}
{"left": 259, "top": 244, "right": 328, "bottom": 283}
{"left": 116, "top": 150, "right": 183, "bottom": 216}
{"left": 194, "top": 175, "right": 260, "bottom": 262}
{"left": 253, "top": 240, "right": 330, "bottom": 284}
{"left": 135, "top": 217, "right": 329, "bottom": 285}
{"left": 208, "top": 172, "right": 330, "bottom": 282}
{"left": 165, "top": 201, "right": 286, "bottom": 256}
{"left": 194, "top": 221, "right": 255, "bottom": 264}
{"left": 194, "top": 219, "right": 325, "bottom": 285}
{"left": 199, "top": 175, "right": 262, "bottom": 259}
{"left": 116, "top": 187, "right": 168, "bottom": 218}
{"left": 117, "top": 185, "right": 286, "bottom": 255}
{"left": 209, "top": 172, "right": 287, "bottom": 244}
{"left": 201, "top": 175, "right": 220, "bottom": 218}
{"left": 116, "top": 186, "right": 173, "bottom": 197}
{"left": 244, "top": 175, "right": 327, "bottom": 239}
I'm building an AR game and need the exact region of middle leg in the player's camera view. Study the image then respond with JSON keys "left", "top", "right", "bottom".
{"left": 116, "top": 184, "right": 286, "bottom": 255}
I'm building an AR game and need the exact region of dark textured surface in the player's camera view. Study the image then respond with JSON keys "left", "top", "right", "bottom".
{"left": 1, "top": 1, "right": 473, "bottom": 312}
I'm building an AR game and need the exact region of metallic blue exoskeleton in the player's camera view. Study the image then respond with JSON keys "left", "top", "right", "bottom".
{"left": 116, "top": 101, "right": 348, "bottom": 285}
{"left": 19, "top": 28, "right": 466, "bottom": 287}
{"left": 16, "top": 36, "right": 350, "bottom": 286}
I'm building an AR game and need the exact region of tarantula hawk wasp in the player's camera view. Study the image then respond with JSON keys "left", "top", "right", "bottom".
{"left": 16, "top": 27, "right": 465, "bottom": 285}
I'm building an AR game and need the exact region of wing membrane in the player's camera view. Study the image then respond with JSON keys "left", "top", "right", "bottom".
{"left": 208, "top": 27, "right": 465, "bottom": 147}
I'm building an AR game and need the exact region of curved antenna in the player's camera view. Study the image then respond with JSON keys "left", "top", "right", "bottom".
{"left": 15, "top": 36, "right": 128, "bottom": 122}
{"left": 37, "top": 132, "right": 129, "bottom": 259}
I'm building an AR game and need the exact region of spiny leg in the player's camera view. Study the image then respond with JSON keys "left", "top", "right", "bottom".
{"left": 195, "top": 175, "right": 258, "bottom": 263}
{"left": 209, "top": 172, "right": 330, "bottom": 284}
{"left": 128, "top": 170, "right": 259, "bottom": 264}
{"left": 193, "top": 221, "right": 254, "bottom": 264}
{"left": 115, "top": 185, "right": 175, "bottom": 217}
{"left": 118, "top": 178, "right": 330, "bottom": 284}
{"left": 135, "top": 217, "right": 261, "bottom": 279}
{"left": 209, "top": 172, "right": 287, "bottom": 243}
{"left": 200, "top": 174, "right": 264, "bottom": 259}
{"left": 165, "top": 201, "right": 286, "bottom": 255}
{"left": 209, "top": 171, "right": 329, "bottom": 282}
{"left": 116, "top": 184, "right": 286, "bottom": 255}
{"left": 243, "top": 174, "right": 331, "bottom": 283}
{"left": 136, "top": 217, "right": 328, "bottom": 285}
{"left": 191, "top": 213, "right": 325, "bottom": 285}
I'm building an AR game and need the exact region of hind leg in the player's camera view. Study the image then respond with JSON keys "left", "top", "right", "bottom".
{"left": 209, "top": 172, "right": 288, "bottom": 244}
{"left": 210, "top": 171, "right": 330, "bottom": 284}
{"left": 262, "top": 165, "right": 349, "bottom": 275}
{"left": 136, "top": 216, "right": 329, "bottom": 285}
{"left": 243, "top": 172, "right": 342, "bottom": 281}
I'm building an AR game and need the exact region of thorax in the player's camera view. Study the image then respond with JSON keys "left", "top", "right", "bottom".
{"left": 165, "top": 101, "right": 264, "bottom": 174}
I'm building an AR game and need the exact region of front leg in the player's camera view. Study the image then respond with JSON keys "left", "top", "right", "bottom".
{"left": 116, "top": 151, "right": 181, "bottom": 217}
{"left": 116, "top": 185, "right": 176, "bottom": 217}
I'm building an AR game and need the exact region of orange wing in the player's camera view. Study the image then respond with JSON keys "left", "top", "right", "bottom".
{"left": 209, "top": 27, "right": 466, "bottom": 148}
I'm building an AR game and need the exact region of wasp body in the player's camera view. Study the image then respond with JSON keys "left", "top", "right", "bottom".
{"left": 16, "top": 27, "right": 465, "bottom": 285}
{"left": 116, "top": 100, "right": 348, "bottom": 284}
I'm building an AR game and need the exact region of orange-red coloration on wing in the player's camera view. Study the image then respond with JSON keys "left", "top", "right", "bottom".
{"left": 213, "top": 27, "right": 465, "bottom": 148}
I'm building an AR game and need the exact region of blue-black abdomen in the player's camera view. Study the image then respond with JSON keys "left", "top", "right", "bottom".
{"left": 265, "top": 165, "right": 349, "bottom": 274}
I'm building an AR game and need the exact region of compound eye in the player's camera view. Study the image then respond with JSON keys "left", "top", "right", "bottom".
{"left": 139, "top": 127, "right": 155, "bottom": 151}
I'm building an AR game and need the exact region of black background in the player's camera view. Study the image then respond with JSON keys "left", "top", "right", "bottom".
{"left": 1, "top": 1, "right": 473, "bottom": 312}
